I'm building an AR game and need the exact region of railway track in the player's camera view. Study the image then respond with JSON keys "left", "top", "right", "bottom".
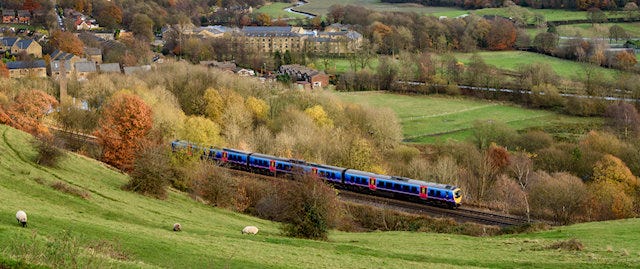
{"left": 223, "top": 167, "right": 528, "bottom": 227}
{"left": 49, "top": 128, "right": 529, "bottom": 228}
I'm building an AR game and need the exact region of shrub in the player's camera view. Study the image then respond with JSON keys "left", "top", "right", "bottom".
{"left": 547, "top": 238, "right": 584, "bottom": 251}
{"left": 50, "top": 181, "right": 91, "bottom": 200}
{"left": 190, "top": 163, "right": 237, "bottom": 208}
{"left": 124, "top": 144, "right": 173, "bottom": 199}
{"left": 31, "top": 136, "right": 65, "bottom": 167}
{"left": 279, "top": 176, "right": 340, "bottom": 240}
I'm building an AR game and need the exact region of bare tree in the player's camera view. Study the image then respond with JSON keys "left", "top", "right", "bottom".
{"left": 509, "top": 152, "right": 533, "bottom": 222}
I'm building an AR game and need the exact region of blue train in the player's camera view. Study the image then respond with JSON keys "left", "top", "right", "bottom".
{"left": 171, "top": 140, "right": 462, "bottom": 208}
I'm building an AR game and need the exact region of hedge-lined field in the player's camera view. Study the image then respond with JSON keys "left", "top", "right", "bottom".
{"left": 336, "top": 92, "right": 600, "bottom": 143}
{"left": 297, "top": 0, "right": 461, "bottom": 17}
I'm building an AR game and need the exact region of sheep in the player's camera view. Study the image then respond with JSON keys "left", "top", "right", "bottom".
{"left": 241, "top": 226, "right": 259, "bottom": 235}
{"left": 173, "top": 223, "right": 182, "bottom": 232}
{"left": 16, "top": 210, "right": 27, "bottom": 227}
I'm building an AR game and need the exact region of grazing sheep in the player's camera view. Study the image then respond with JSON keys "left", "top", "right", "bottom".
{"left": 241, "top": 226, "right": 259, "bottom": 235}
{"left": 173, "top": 223, "right": 182, "bottom": 232}
{"left": 16, "top": 210, "right": 27, "bottom": 227}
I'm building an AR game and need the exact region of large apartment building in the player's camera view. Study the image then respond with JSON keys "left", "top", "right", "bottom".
{"left": 239, "top": 26, "right": 362, "bottom": 55}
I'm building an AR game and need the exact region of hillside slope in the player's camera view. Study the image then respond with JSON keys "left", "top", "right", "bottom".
{"left": 0, "top": 125, "right": 638, "bottom": 268}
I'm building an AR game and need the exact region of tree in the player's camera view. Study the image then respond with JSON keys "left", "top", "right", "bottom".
{"left": 530, "top": 172, "right": 588, "bottom": 224}
{"left": 94, "top": 92, "right": 153, "bottom": 171}
{"left": 256, "top": 13, "right": 271, "bottom": 26}
{"left": 96, "top": 3, "right": 123, "bottom": 29}
{"left": 486, "top": 18, "right": 516, "bottom": 51}
{"left": 613, "top": 51, "right": 637, "bottom": 70}
{"left": 0, "top": 90, "right": 58, "bottom": 137}
{"left": 180, "top": 116, "right": 223, "bottom": 147}
{"left": 587, "top": 8, "right": 607, "bottom": 26}
{"left": 609, "top": 25, "right": 628, "bottom": 42}
{"left": 509, "top": 152, "right": 533, "bottom": 222}
{"left": 245, "top": 97, "right": 269, "bottom": 123}
{"left": 623, "top": 2, "right": 640, "bottom": 21}
{"left": 533, "top": 32, "right": 558, "bottom": 54}
{"left": 604, "top": 101, "right": 640, "bottom": 138}
{"left": 49, "top": 30, "right": 84, "bottom": 55}
{"left": 131, "top": 13, "right": 155, "bottom": 42}
{"left": 304, "top": 105, "right": 333, "bottom": 129}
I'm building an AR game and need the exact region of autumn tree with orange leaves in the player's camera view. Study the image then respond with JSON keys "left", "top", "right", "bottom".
{"left": 49, "top": 30, "right": 84, "bottom": 55}
{"left": 486, "top": 18, "right": 516, "bottom": 51}
{"left": 95, "top": 92, "right": 153, "bottom": 171}
{"left": 587, "top": 154, "right": 639, "bottom": 220}
{"left": 0, "top": 90, "right": 58, "bottom": 137}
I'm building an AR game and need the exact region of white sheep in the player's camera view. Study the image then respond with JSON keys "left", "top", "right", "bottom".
{"left": 241, "top": 226, "right": 259, "bottom": 235}
{"left": 173, "top": 223, "right": 182, "bottom": 232}
{"left": 16, "top": 210, "right": 27, "bottom": 227}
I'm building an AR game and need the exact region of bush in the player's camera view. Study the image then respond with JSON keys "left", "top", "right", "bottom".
{"left": 124, "top": 144, "right": 173, "bottom": 199}
{"left": 547, "top": 238, "right": 584, "bottom": 251}
{"left": 190, "top": 163, "right": 237, "bottom": 208}
{"left": 31, "top": 136, "right": 65, "bottom": 167}
{"left": 279, "top": 176, "right": 340, "bottom": 240}
{"left": 50, "top": 181, "right": 91, "bottom": 200}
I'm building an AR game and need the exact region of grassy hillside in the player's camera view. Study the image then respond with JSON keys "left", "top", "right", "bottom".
{"left": 452, "top": 51, "right": 620, "bottom": 81}
{"left": 255, "top": 2, "right": 306, "bottom": 19}
{"left": 297, "top": 0, "right": 461, "bottom": 17}
{"left": 0, "top": 124, "right": 637, "bottom": 268}
{"left": 336, "top": 92, "right": 600, "bottom": 143}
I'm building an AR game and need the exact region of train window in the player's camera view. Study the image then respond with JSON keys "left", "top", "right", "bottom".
{"left": 403, "top": 185, "right": 409, "bottom": 192}
{"left": 277, "top": 164, "right": 282, "bottom": 169}
{"left": 411, "top": 187, "right": 417, "bottom": 194}
{"left": 454, "top": 190, "right": 461, "bottom": 198}
{"left": 394, "top": 184, "right": 401, "bottom": 191}
{"left": 429, "top": 190, "right": 435, "bottom": 196}
{"left": 436, "top": 191, "right": 442, "bottom": 197}
{"left": 377, "top": 181, "right": 383, "bottom": 187}
{"left": 386, "top": 182, "right": 392, "bottom": 188}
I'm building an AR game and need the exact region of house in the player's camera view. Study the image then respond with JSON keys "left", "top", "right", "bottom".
{"left": 75, "top": 17, "right": 98, "bottom": 30}
{"left": 11, "top": 39, "right": 42, "bottom": 58}
{"left": 50, "top": 50, "right": 82, "bottom": 65}
{"left": 84, "top": 47, "right": 102, "bottom": 63}
{"left": 123, "top": 65, "right": 151, "bottom": 75}
{"left": 74, "top": 61, "right": 97, "bottom": 80}
{"left": 279, "top": 64, "right": 329, "bottom": 88}
{"left": 6, "top": 60, "right": 47, "bottom": 78}
{"left": 50, "top": 60, "right": 73, "bottom": 78}
{"left": 0, "top": 37, "right": 19, "bottom": 52}
{"left": 17, "top": 10, "right": 30, "bottom": 24}
{"left": 98, "top": 63, "right": 120, "bottom": 73}
{"left": 2, "top": 10, "right": 15, "bottom": 24}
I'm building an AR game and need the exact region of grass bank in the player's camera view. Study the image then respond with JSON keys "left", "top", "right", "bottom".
{"left": 2, "top": 124, "right": 637, "bottom": 268}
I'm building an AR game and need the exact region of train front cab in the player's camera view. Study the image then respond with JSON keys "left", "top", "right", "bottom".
{"left": 424, "top": 186, "right": 461, "bottom": 208}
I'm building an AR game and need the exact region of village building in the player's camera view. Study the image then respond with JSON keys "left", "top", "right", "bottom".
{"left": 17, "top": 10, "right": 30, "bottom": 24}
{"left": 0, "top": 37, "right": 19, "bottom": 52}
{"left": 279, "top": 64, "right": 330, "bottom": 89}
{"left": 98, "top": 63, "right": 121, "bottom": 73}
{"left": 50, "top": 60, "right": 73, "bottom": 78}
{"left": 2, "top": 10, "right": 15, "bottom": 24}
{"left": 11, "top": 38, "right": 42, "bottom": 58}
{"left": 6, "top": 60, "right": 47, "bottom": 78}
{"left": 84, "top": 47, "right": 102, "bottom": 63}
{"left": 74, "top": 61, "right": 97, "bottom": 80}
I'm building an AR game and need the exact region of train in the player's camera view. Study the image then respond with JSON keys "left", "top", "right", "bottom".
{"left": 171, "top": 140, "right": 462, "bottom": 208}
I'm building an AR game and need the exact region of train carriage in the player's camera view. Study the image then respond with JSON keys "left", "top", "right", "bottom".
{"left": 308, "top": 163, "right": 346, "bottom": 184}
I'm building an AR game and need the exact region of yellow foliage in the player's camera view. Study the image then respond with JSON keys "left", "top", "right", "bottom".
{"left": 181, "top": 116, "right": 224, "bottom": 147}
{"left": 245, "top": 96, "right": 269, "bottom": 121}
{"left": 592, "top": 154, "right": 639, "bottom": 192}
{"left": 304, "top": 105, "right": 334, "bottom": 129}
{"left": 204, "top": 88, "right": 224, "bottom": 125}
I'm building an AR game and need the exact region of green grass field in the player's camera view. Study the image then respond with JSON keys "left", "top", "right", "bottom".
{"left": 297, "top": 0, "right": 462, "bottom": 17}
{"left": 311, "top": 57, "right": 379, "bottom": 73}
{"left": 451, "top": 51, "right": 620, "bottom": 82}
{"left": 336, "top": 92, "right": 600, "bottom": 143}
{"left": 555, "top": 23, "right": 640, "bottom": 38}
{"left": 434, "top": 7, "right": 625, "bottom": 22}
{"left": 3, "top": 124, "right": 639, "bottom": 268}
{"left": 255, "top": 2, "right": 307, "bottom": 19}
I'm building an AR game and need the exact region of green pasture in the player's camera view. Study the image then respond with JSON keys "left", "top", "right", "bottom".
{"left": 311, "top": 57, "right": 379, "bottom": 74}
{"left": 2, "top": 124, "right": 638, "bottom": 268}
{"left": 556, "top": 23, "right": 640, "bottom": 38}
{"left": 336, "top": 92, "right": 600, "bottom": 143}
{"left": 255, "top": 2, "right": 306, "bottom": 19}
{"left": 298, "top": 0, "right": 462, "bottom": 17}
{"left": 452, "top": 51, "right": 620, "bottom": 82}
{"left": 434, "top": 7, "right": 626, "bottom": 22}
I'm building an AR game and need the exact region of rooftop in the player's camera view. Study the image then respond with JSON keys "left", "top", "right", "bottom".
{"left": 6, "top": 60, "right": 46, "bottom": 69}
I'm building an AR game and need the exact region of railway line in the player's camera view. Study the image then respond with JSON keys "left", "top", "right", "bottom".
{"left": 50, "top": 127, "right": 529, "bottom": 228}
{"left": 224, "top": 167, "right": 528, "bottom": 227}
